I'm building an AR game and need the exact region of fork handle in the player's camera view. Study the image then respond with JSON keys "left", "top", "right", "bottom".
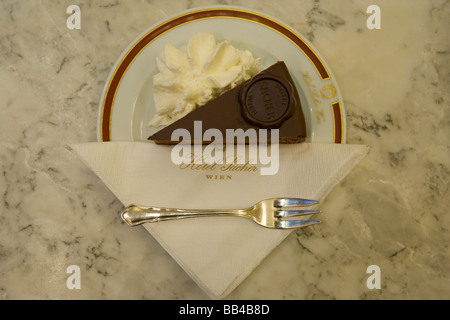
{"left": 121, "top": 204, "right": 246, "bottom": 226}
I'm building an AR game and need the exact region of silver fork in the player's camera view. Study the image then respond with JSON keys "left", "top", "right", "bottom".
{"left": 121, "top": 198, "right": 320, "bottom": 229}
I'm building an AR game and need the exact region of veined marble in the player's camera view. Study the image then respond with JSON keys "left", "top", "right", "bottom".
{"left": 0, "top": 0, "right": 449, "bottom": 299}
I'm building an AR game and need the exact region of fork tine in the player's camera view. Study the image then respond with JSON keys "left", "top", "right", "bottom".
{"left": 276, "top": 210, "right": 321, "bottom": 217}
{"left": 275, "top": 198, "right": 319, "bottom": 207}
{"left": 276, "top": 220, "right": 320, "bottom": 229}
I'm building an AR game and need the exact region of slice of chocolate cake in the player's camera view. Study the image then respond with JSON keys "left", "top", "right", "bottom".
{"left": 148, "top": 61, "right": 307, "bottom": 144}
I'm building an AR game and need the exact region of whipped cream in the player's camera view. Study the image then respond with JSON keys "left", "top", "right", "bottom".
{"left": 148, "top": 32, "right": 262, "bottom": 127}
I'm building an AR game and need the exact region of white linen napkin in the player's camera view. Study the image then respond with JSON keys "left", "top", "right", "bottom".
{"left": 68, "top": 142, "right": 369, "bottom": 298}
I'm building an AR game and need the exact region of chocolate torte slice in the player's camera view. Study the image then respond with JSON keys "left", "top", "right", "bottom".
{"left": 148, "top": 61, "right": 307, "bottom": 144}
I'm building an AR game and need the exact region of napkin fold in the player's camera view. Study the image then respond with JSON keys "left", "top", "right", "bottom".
{"left": 68, "top": 142, "right": 369, "bottom": 298}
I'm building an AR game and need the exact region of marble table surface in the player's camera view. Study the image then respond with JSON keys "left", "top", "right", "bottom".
{"left": 1, "top": 0, "right": 449, "bottom": 300}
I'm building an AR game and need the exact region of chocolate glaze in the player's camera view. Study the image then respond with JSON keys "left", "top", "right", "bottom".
{"left": 148, "top": 61, "right": 307, "bottom": 144}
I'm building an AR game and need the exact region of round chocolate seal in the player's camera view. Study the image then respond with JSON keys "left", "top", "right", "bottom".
{"left": 241, "top": 78, "right": 291, "bottom": 128}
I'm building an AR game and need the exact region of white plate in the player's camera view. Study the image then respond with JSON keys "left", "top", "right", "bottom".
{"left": 98, "top": 6, "right": 346, "bottom": 143}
